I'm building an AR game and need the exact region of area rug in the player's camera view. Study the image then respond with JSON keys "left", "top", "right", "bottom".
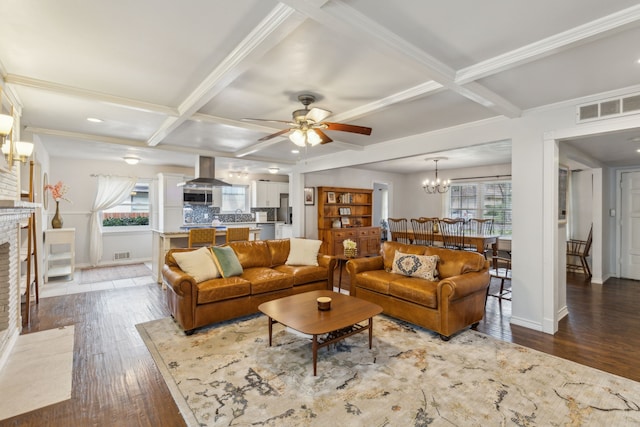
{"left": 136, "top": 315, "right": 640, "bottom": 426}
{"left": 80, "top": 263, "right": 151, "bottom": 284}
{"left": 0, "top": 325, "right": 74, "bottom": 420}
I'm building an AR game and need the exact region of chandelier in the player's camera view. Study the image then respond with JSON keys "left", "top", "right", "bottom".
{"left": 422, "top": 158, "right": 450, "bottom": 194}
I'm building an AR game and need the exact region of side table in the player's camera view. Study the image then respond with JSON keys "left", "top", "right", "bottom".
{"left": 334, "top": 254, "right": 360, "bottom": 293}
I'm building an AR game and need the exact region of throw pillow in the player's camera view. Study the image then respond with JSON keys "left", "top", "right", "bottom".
{"left": 285, "top": 238, "right": 322, "bottom": 266}
{"left": 391, "top": 250, "right": 439, "bottom": 280}
{"left": 172, "top": 247, "right": 220, "bottom": 283}
{"left": 210, "top": 246, "right": 244, "bottom": 278}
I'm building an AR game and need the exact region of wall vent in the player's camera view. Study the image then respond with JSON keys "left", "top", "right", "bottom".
{"left": 114, "top": 251, "right": 130, "bottom": 260}
{"left": 577, "top": 92, "right": 640, "bottom": 123}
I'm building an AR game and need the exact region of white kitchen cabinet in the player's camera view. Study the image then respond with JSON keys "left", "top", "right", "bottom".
{"left": 252, "top": 181, "right": 285, "bottom": 208}
{"left": 157, "top": 173, "right": 185, "bottom": 231}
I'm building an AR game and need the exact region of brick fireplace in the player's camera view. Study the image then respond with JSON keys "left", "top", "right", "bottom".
{"left": 0, "top": 206, "right": 34, "bottom": 369}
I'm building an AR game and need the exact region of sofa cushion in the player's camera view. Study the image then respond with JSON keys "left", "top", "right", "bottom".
{"left": 354, "top": 270, "right": 397, "bottom": 295}
{"left": 241, "top": 267, "right": 293, "bottom": 294}
{"left": 229, "top": 240, "right": 272, "bottom": 269}
{"left": 266, "top": 239, "right": 291, "bottom": 266}
{"left": 273, "top": 264, "right": 328, "bottom": 286}
{"left": 381, "top": 241, "right": 426, "bottom": 271}
{"left": 391, "top": 251, "right": 439, "bottom": 280}
{"left": 196, "top": 277, "right": 251, "bottom": 304}
{"left": 172, "top": 246, "right": 220, "bottom": 283}
{"left": 210, "top": 246, "right": 243, "bottom": 278}
{"left": 388, "top": 276, "right": 438, "bottom": 309}
{"left": 286, "top": 238, "right": 322, "bottom": 266}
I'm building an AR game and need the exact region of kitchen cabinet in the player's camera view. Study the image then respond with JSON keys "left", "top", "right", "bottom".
{"left": 157, "top": 173, "right": 184, "bottom": 232}
{"left": 252, "top": 181, "right": 288, "bottom": 208}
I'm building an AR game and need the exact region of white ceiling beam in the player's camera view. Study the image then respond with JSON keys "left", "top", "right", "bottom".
{"left": 189, "top": 112, "right": 282, "bottom": 133}
{"left": 146, "top": 4, "right": 308, "bottom": 147}
{"left": 282, "top": 0, "right": 521, "bottom": 118}
{"left": 456, "top": 4, "right": 640, "bottom": 84}
{"left": 6, "top": 74, "right": 177, "bottom": 116}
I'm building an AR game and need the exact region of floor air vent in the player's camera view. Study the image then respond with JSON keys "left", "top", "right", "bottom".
{"left": 114, "top": 252, "right": 130, "bottom": 260}
{"left": 577, "top": 93, "right": 640, "bottom": 123}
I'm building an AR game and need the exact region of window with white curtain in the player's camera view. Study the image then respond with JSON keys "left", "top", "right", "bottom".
{"left": 103, "top": 181, "right": 150, "bottom": 226}
{"left": 446, "top": 180, "right": 512, "bottom": 235}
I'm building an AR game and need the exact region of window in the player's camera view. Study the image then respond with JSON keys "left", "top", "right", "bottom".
{"left": 447, "top": 180, "right": 512, "bottom": 235}
{"left": 221, "top": 185, "right": 249, "bottom": 212}
{"left": 103, "top": 182, "right": 150, "bottom": 227}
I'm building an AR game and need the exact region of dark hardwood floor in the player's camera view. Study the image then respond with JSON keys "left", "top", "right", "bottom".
{"left": 3, "top": 269, "right": 639, "bottom": 426}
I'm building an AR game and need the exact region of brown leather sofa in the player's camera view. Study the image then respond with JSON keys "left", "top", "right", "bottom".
{"left": 163, "top": 239, "right": 336, "bottom": 334}
{"left": 346, "top": 241, "right": 490, "bottom": 340}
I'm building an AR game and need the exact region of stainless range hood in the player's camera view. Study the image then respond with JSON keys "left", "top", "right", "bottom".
{"left": 180, "top": 156, "right": 231, "bottom": 188}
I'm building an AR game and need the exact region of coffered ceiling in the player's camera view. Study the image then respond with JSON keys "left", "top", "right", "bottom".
{"left": 1, "top": 1, "right": 639, "bottom": 175}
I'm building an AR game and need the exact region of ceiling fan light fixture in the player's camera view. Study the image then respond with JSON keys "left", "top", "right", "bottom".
{"left": 289, "top": 129, "right": 306, "bottom": 147}
{"left": 307, "top": 129, "right": 322, "bottom": 146}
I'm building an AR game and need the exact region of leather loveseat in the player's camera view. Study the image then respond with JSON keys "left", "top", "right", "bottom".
{"left": 162, "top": 239, "right": 336, "bottom": 334}
{"left": 346, "top": 241, "right": 490, "bottom": 340}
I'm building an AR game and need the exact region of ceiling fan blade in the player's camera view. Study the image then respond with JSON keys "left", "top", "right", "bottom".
{"left": 305, "top": 107, "right": 331, "bottom": 123}
{"left": 324, "top": 122, "right": 372, "bottom": 135}
{"left": 314, "top": 129, "right": 333, "bottom": 144}
{"left": 258, "top": 128, "right": 291, "bottom": 142}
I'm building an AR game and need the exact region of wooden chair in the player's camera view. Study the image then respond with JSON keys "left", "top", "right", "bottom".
{"left": 465, "top": 218, "right": 494, "bottom": 255}
{"left": 188, "top": 228, "right": 216, "bottom": 248}
{"left": 410, "top": 217, "right": 435, "bottom": 246}
{"left": 567, "top": 225, "right": 592, "bottom": 278}
{"left": 488, "top": 255, "right": 512, "bottom": 301}
{"left": 438, "top": 218, "right": 465, "bottom": 250}
{"left": 226, "top": 227, "right": 250, "bottom": 243}
{"left": 387, "top": 218, "right": 410, "bottom": 244}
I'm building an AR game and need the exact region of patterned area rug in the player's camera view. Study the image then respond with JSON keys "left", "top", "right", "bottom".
{"left": 137, "top": 314, "right": 640, "bottom": 426}
{"left": 80, "top": 263, "right": 151, "bottom": 284}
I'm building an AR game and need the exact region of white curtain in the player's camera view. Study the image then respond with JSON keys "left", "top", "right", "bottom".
{"left": 89, "top": 175, "right": 137, "bottom": 266}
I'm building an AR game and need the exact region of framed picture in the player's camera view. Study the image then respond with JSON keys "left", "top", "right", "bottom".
{"left": 558, "top": 164, "right": 569, "bottom": 223}
{"left": 339, "top": 207, "right": 351, "bottom": 215}
{"left": 341, "top": 216, "right": 350, "bottom": 226}
{"left": 327, "top": 191, "right": 336, "bottom": 203}
{"left": 304, "top": 187, "right": 315, "bottom": 205}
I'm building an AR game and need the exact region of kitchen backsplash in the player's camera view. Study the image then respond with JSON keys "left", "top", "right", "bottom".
{"left": 184, "top": 204, "right": 276, "bottom": 223}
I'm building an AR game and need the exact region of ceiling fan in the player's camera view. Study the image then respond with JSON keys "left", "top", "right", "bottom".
{"left": 243, "top": 94, "right": 372, "bottom": 147}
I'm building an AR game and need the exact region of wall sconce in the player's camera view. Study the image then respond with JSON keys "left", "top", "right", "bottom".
{"left": 2, "top": 139, "right": 34, "bottom": 165}
{"left": 123, "top": 156, "right": 140, "bottom": 165}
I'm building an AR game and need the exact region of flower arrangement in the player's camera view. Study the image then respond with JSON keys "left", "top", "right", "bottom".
{"left": 343, "top": 239, "right": 357, "bottom": 258}
{"left": 45, "top": 180, "right": 71, "bottom": 203}
{"left": 343, "top": 239, "right": 357, "bottom": 250}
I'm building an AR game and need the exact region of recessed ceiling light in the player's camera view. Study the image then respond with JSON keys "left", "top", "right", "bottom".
{"left": 87, "top": 117, "right": 103, "bottom": 123}
{"left": 268, "top": 167, "right": 279, "bottom": 174}
{"left": 630, "top": 136, "right": 640, "bottom": 143}
{"left": 291, "top": 149, "right": 299, "bottom": 154}
{"left": 123, "top": 156, "right": 140, "bottom": 165}
{"left": 637, "top": 148, "right": 640, "bottom": 153}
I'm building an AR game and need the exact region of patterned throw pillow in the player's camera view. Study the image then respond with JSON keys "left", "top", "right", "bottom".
{"left": 391, "top": 251, "right": 439, "bottom": 281}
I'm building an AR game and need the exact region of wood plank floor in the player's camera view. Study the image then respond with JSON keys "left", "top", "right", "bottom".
{"left": 4, "top": 270, "right": 639, "bottom": 426}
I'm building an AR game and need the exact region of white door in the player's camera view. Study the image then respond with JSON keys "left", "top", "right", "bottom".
{"left": 621, "top": 171, "right": 640, "bottom": 279}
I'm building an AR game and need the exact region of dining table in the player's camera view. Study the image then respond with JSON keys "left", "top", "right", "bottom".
{"left": 390, "top": 230, "right": 500, "bottom": 255}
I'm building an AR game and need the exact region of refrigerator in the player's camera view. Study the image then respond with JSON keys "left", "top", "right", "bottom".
{"left": 277, "top": 193, "right": 292, "bottom": 224}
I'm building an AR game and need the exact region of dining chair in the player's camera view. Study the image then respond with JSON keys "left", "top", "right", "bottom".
{"left": 465, "top": 218, "right": 494, "bottom": 255}
{"left": 387, "top": 218, "right": 410, "bottom": 244}
{"left": 410, "top": 217, "right": 435, "bottom": 246}
{"left": 226, "top": 227, "right": 250, "bottom": 243}
{"left": 488, "top": 254, "right": 512, "bottom": 302}
{"left": 438, "top": 218, "right": 465, "bottom": 250}
{"left": 566, "top": 224, "right": 592, "bottom": 278}
{"left": 188, "top": 228, "right": 216, "bottom": 248}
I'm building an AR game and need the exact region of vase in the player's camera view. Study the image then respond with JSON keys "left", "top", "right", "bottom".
{"left": 344, "top": 247, "right": 357, "bottom": 258}
{"left": 52, "top": 201, "right": 63, "bottom": 229}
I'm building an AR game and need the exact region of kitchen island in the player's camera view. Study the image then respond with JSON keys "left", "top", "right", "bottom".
{"left": 151, "top": 227, "right": 261, "bottom": 283}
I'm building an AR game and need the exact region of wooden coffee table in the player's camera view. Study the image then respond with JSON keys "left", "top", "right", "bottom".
{"left": 258, "top": 290, "right": 383, "bottom": 376}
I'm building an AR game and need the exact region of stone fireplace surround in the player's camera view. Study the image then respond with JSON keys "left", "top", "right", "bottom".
{"left": 0, "top": 204, "right": 35, "bottom": 371}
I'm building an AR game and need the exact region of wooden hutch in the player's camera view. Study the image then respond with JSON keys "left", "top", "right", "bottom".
{"left": 317, "top": 186, "right": 381, "bottom": 256}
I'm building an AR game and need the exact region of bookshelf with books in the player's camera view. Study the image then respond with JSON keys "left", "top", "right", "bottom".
{"left": 317, "top": 186, "right": 380, "bottom": 256}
